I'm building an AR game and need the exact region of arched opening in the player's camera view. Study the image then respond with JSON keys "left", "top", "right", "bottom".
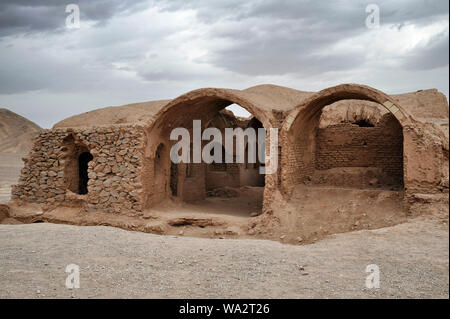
{"left": 241, "top": 117, "right": 265, "bottom": 187}
{"left": 280, "top": 84, "right": 409, "bottom": 237}
{"left": 78, "top": 152, "right": 93, "bottom": 195}
{"left": 144, "top": 89, "right": 270, "bottom": 217}
{"left": 153, "top": 143, "right": 169, "bottom": 204}
{"left": 283, "top": 85, "right": 407, "bottom": 194}
{"left": 62, "top": 134, "right": 93, "bottom": 195}
{"left": 313, "top": 101, "right": 404, "bottom": 189}
{"left": 154, "top": 143, "right": 164, "bottom": 175}
{"left": 170, "top": 161, "right": 178, "bottom": 196}
{"left": 352, "top": 120, "right": 374, "bottom": 127}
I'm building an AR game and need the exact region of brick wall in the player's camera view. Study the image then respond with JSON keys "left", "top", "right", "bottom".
{"left": 315, "top": 114, "right": 403, "bottom": 184}
{"left": 182, "top": 163, "right": 206, "bottom": 202}
{"left": 280, "top": 116, "right": 318, "bottom": 191}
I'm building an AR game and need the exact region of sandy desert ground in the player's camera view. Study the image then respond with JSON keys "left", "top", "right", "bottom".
{"left": 0, "top": 217, "right": 448, "bottom": 299}
{"left": 0, "top": 150, "right": 448, "bottom": 299}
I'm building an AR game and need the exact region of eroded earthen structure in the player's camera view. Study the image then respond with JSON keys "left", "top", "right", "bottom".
{"left": 10, "top": 84, "right": 449, "bottom": 237}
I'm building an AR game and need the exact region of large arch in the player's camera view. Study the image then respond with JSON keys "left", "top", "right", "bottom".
{"left": 142, "top": 88, "right": 274, "bottom": 210}
{"left": 280, "top": 83, "right": 414, "bottom": 196}
{"left": 283, "top": 84, "right": 412, "bottom": 131}
{"left": 146, "top": 88, "right": 272, "bottom": 146}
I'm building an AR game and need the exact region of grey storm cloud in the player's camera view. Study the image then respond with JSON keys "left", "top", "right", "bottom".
{"left": 0, "top": 43, "right": 116, "bottom": 94}
{"left": 0, "top": 0, "right": 447, "bottom": 81}
{"left": 0, "top": 0, "right": 148, "bottom": 36}
{"left": 154, "top": 0, "right": 448, "bottom": 25}
{"left": 200, "top": 17, "right": 366, "bottom": 76}
{"left": 0, "top": 0, "right": 448, "bottom": 128}
{"left": 402, "top": 31, "right": 449, "bottom": 71}
{"left": 1, "top": 0, "right": 447, "bottom": 38}
{"left": 153, "top": 0, "right": 449, "bottom": 76}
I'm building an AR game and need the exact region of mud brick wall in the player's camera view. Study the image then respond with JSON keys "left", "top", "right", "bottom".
{"left": 402, "top": 122, "right": 449, "bottom": 194}
{"left": 11, "top": 125, "right": 145, "bottom": 213}
{"left": 239, "top": 165, "right": 265, "bottom": 187}
{"left": 281, "top": 142, "right": 315, "bottom": 187}
{"left": 315, "top": 114, "right": 404, "bottom": 183}
{"left": 280, "top": 117, "right": 318, "bottom": 193}
{"left": 280, "top": 113, "right": 405, "bottom": 196}
{"left": 181, "top": 163, "right": 206, "bottom": 202}
{"left": 206, "top": 163, "right": 241, "bottom": 190}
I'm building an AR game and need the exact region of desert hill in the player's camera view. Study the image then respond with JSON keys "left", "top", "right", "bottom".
{"left": 0, "top": 108, "right": 41, "bottom": 154}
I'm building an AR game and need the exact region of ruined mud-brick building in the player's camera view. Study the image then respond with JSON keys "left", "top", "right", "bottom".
{"left": 11, "top": 84, "right": 449, "bottom": 220}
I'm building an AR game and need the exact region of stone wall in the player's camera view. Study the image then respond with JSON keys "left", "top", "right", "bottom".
{"left": 11, "top": 125, "right": 145, "bottom": 214}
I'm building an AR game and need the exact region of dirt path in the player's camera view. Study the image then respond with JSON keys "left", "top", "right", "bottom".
{"left": 0, "top": 216, "right": 447, "bottom": 299}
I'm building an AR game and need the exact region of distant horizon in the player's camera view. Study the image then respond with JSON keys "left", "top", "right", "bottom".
{"left": 1, "top": 84, "right": 448, "bottom": 129}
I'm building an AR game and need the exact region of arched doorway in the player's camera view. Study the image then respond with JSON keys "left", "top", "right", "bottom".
{"left": 313, "top": 100, "right": 404, "bottom": 189}
{"left": 281, "top": 84, "right": 410, "bottom": 196}
{"left": 143, "top": 88, "right": 272, "bottom": 216}
{"left": 153, "top": 143, "right": 169, "bottom": 204}
{"left": 241, "top": 117, "right": 265, "bottom": 187}
{"left": 78, "top": 152, "right": 93, "bottom": 195}
{"left": 62, "top": 134, "right": 93, "bottom": 195}
{"left": 277, "top": 84, "right": 411, "bottom": 237}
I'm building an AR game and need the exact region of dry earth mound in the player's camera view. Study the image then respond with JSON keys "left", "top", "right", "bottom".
{"left": 0, "top": 108, "right": 41, "bottom": 154}
{"left": 53, "top": 100, "right": 170, "bottom": 128}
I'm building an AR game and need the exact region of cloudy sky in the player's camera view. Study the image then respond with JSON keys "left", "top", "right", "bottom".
{"left": 0, "top": 0, "right": 448, "bottom": 128}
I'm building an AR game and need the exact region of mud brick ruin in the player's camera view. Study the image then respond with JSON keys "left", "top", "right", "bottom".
{"left": 10, "top": 84, "right": 449, "bottom": 234}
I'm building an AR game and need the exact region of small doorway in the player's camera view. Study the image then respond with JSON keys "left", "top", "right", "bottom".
{"left": 170, "top": 162, "right": 178, "bottom": 196}
{"left": 78, "top": 152, "right": 93, "bottom": 195}
{"left": 62, "top": 134, "right": 93, "bottom": 195}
